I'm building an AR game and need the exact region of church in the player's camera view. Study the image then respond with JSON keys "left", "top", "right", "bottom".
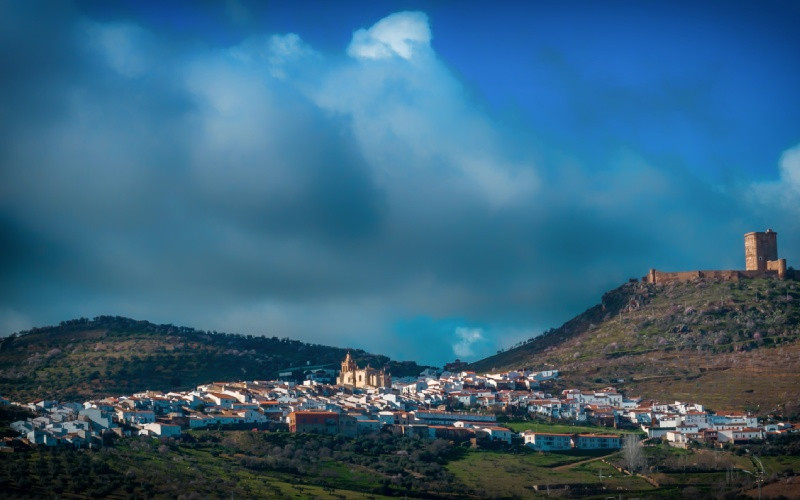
{"left": 336, "top": 353, "right": 391, "bottom": 389}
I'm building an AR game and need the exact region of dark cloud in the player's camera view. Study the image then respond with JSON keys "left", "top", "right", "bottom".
{"left": 1, "top": 5, "right": 798, "bottom": 365}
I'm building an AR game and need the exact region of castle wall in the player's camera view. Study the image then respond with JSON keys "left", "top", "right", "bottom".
{"left": 645, "top": 270, "right": 702, "bottom": 284}
{"left": 645, "top": 269, "right": 784, "bottom": 285}
{"left": 767, "top": 258, "right": 787, "bottom": 279}
{"left": 646, "top": 229, "right": 790, "bottom": 285}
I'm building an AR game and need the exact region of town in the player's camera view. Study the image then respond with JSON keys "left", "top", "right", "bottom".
{"left": 4, "top": 354, "right": 793, "bottom": 453}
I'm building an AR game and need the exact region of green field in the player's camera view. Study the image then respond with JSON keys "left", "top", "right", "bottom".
{"left": 447, "top": 449, "right": 655, "bottom": 498}
{"left": 758, "top": 454, "right": 800, "bottom": 474}
{"left": 505, "top": 419, "right": 643, "bottom": 435}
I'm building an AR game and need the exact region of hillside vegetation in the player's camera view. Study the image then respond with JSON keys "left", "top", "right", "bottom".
{"left": 3, "top": 428, "right": 791, "bottom": 498}
{"left": 0, "top": 316, "right": 426, "bottom": 402}
{"left": 470, "top": 278, "right": 800, "bottom": 416}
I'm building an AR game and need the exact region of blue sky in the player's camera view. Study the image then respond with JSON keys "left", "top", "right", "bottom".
{"left": 1, "top": 1, "right": 799, "bottom": 366}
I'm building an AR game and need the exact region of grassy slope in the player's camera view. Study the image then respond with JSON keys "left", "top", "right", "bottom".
{"left": 470, "top": 278, "right": 800, "bottom": 415}
{"left": 505, "top": 420, "right": 641, "bottom": 435}
{"left": 0, "top": 439, "right": 397, "bottom": 499}
{"left": 0, "top": 316, "right": 427, "bottom": 402}
{"left": 0, "top": 430, "right": 469, "bottom": 499}
{"left": 3, "top": 430, "right": 798, "bottom": 498}
{"left": 447, "top": 449, "right": 654, "bottom": 497}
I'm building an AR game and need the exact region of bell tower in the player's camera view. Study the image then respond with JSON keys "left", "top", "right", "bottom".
{"left": 341, "top": 352, "right": 356, "bottom": 374}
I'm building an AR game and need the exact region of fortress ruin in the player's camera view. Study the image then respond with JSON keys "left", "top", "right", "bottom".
{"left": 645, "top": 229, "right": 790, "bottom": 284}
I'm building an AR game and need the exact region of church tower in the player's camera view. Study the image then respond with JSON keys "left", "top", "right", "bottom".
{"left": 341, "top": 352, "right": 356, "bottom": 373}
{"left": 337, "top": 352, "right": 357, "bottom": 386}
{"left": 336, "top": 353, "right": 391, "bottom": 388}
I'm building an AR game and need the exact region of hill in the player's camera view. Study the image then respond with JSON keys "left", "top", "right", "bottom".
{"left": 0, "top": 316, "right": 427, "bottom": 402}
{"left": 469, "top": 277, "right": 800, "bottom": 416}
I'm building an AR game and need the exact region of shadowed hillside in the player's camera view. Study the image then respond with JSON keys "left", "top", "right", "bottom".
{"left": 470, "top": 278, "right": 800, "bottom": 416}
{"left": 0, "top": 316, "right": 427, "bottom": 402}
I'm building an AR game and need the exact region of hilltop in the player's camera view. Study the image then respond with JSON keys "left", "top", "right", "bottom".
{"left": 0, "top": 316, "right": 427, "bottom": 402}
{"left": 470, "top": 277, "right": 800, "bottom": 416}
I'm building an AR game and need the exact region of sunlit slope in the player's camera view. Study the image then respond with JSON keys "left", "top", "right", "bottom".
{"left": 470, "top": 278, "right": 800, "bottom": 415}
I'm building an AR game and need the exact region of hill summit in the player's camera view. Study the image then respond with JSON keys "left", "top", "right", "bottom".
{"left": 0, "top": 316, "right": 426, "bottom": 402}
{"left": 469, "top": 277, "right": 800, "bottom": 416}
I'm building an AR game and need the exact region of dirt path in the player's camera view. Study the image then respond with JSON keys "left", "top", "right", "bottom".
{"left": 552, "top": 455, "right": 610, "bottom": 471}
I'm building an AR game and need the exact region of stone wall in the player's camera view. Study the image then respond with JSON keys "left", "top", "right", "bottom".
{"left": 767, "top": 258, "right": 787, "bottom": 279}
{"left": 644, "top": 269, "right": 785, "bottom": 285}
{"left": 745, "top": 230, "right": 778, "bottom": 271}
{"left": 645, "top": 229, "right": 791, "bottom": 284}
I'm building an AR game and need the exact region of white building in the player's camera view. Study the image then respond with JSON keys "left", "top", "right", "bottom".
{"left": 142, "top": 422, "right": 181, "bottom": 437}
{"left": 522, "top": 431, "right": 573, "bottom": 451}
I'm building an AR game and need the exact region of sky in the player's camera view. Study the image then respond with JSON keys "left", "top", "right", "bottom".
{"left": 1, "top": 1, "right": 800, "bottom": 366}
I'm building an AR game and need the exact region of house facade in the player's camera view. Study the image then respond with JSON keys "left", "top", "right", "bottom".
{"left": 522, "top": 431, "right": 573, "bottom": 451}
{"left": 288, "top": 411, "right": 340, "bottom": 435}
{"left": 574, "top": 434, "right": 622, "bottom": 450}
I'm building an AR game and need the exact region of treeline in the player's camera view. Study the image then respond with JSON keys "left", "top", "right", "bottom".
{"left": 1, "top": 316, "right": 428, "bottom": 401}
{"left": 0, "top": 430, "right": 472, "bottom": 499}
{"left": 11, "top": 315, "right": 364, "bottom": 357}
{"left": 0, "top": 448, "right": 123, "bottom": 498}
{"left": 0, "top": 405, "right": 34, "bottom": 438}
{"left": 211, "top": 430, "right": 467, "bottom": 495}
{"left": 8, "top": 315, "right": 424, "bottom": 375}
{"left": 739, "top": 433, "right": 800, "bottom": 457}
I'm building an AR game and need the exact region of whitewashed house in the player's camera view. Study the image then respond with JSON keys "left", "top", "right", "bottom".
{"left": 522, "top": 431, "right": 573, "bottom": 451}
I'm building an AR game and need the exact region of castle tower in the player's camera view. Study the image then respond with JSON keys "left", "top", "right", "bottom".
{"left": 744, "top": 229, "right": 778, "bottom": 271}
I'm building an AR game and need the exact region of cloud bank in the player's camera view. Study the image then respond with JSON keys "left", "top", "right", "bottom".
{"left": 348, "top": 11, "right": 431, "bottom": 61}
{"left": 1, "top": 5, "right": 799, "bottom": 365}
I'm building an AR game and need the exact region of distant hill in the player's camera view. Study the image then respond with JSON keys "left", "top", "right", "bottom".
{"left": 469, "top": 277, "right": 800, "bottom": 417}
{"left": 0, "top": 316, "right": 428, "bottom": 402}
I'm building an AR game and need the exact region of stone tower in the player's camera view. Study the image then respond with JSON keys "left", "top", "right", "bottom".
{"left": 340, "top": 352, "right": 357, "bottom": 374}
{"left": 744, "top": 229, "right": 778, "bottom": 271}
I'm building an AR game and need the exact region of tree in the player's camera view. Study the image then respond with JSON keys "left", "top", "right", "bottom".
{"left": 623, "top": 434, "right": 646, "bottom": 474}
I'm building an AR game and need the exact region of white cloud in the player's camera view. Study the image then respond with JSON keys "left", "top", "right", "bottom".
{"left": 749, "top": 142, "right": 800, "bottom": 208}
{"left": 84, "top": 22, "right": 152, "bottom": 78}
{"left": 230, "top": 33, "right": 316, "bottom": 79}
{"left": 779, "top": 143, "right": 800, "bottom": 191}
{"left": 313, "top": 12, "right": 538, "bottom": 207}
{"left": 267, "top": 33, "right": 315, "bottom": 79}
{"left": 453, "top": 327, "right": 485, "bottom": 358}
{"left": 347, "top": 11, "right": 431, "bottom": 61}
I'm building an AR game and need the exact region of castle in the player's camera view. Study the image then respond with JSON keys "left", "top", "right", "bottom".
{"left": 646, "top": 229, "right": 790, "bottom": 284}
{"left": 336, "top": 353, "right": 391, "bottom": 389}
